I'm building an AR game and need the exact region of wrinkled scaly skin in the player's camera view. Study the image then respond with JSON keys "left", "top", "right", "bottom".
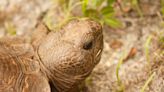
{"left": 0, "top": 18, "right": 103, "bottom": 92}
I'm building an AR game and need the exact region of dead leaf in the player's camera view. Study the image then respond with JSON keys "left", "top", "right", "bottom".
{"left": 110, "top": 39, "right": 123, "bottom": 49}
{"left": 123, "top": 47, "right": 137, "bottom": 62}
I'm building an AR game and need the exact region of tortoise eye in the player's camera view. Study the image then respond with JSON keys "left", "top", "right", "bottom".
{"left": 83, "top": 41, "right": 93, "bottom": 50}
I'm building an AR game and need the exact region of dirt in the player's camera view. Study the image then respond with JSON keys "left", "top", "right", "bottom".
{"left": 0, "top": 0, "right": 163, "bottom": 92}
{"left": 87, "top": 17, "right": 164, "bottom": 92}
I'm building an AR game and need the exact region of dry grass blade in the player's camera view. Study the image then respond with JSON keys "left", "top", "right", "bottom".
{"left": 140, "top": 72, "right": 155, "bottom": 92}
{"left": 144, "top": 35, "right": 152, "bottom": 64}
{"left": 116, "top": 52, "right": 126, "bottom": 92}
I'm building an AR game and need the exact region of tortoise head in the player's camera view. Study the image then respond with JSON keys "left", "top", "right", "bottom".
{"left": 37, "top": 18, "right": 103, "bottom": 91}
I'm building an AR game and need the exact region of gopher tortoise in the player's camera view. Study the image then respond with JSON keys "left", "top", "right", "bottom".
{"left": 0, "top": 18, "right": 103, "bottom": 92}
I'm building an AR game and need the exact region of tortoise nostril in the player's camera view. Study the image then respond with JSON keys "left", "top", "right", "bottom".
{"left": 83, "top": 41, "right": 93, "bottom": 50}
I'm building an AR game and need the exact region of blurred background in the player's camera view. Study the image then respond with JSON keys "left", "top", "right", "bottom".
{"left": 0, "top": 0, "right": 163, "bottom": 92}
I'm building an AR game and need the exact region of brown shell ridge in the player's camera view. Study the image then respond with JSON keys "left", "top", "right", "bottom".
{"left": 0, "top": 40, "right": 40, "bottom": 92}
{"left": 0, "top": 47, "right": 25, "bottom": 92}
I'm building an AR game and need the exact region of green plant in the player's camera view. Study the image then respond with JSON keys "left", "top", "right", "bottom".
{"left": 82, "top": 0, "right": 88, "bottom": 15}
{"left": 82, "top": 0, "right": 122, "bottom": 28}
{"left": 140, "top": 72, "right": 155, "bottom": 92}
{"left": 47, "top": 0, "right": 122, "bottom": 29}
{"left": 158, "top": 31, "right": 164, "bottom": 58}
{"left": 45, "top": 0, "right": 79, "bottom": 30}
{"left": 144, "top": 35, "right": 152, "bottom": 64}
{"left": 131, "top": 0, "right": 143, "bottom": 17}
{"left": 116, "top": 52, "right": 126, "bottom": 92}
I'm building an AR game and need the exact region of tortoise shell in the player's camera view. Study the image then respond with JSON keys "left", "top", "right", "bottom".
{"left": 0, "top": 18, "right": 103, "bottom": 92}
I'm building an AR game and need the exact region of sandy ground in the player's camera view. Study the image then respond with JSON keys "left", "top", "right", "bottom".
{"left": 87, "top": 17, "right": 164, "bottom": 92}
{"left": 0, "top": 0, "right": 163, "bottom": 92}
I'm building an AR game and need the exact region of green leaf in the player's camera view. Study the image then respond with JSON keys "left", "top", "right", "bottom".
{"left": 103, "top": 18, "right": 122, "bottom": 28}
{"left": 82, "top": 0, "right": 88, "bottom": 15}
{"left": 100, "top": 6, "right": 114, "bottom": 16}
{"left": 102, "top": 12, "right": 115, "bottom": 18}
{"left": 85, "top": 9, "right": 99, "bottom": 19}
{"left": 107, "top": 0, "right": 115, "bottom": 6}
